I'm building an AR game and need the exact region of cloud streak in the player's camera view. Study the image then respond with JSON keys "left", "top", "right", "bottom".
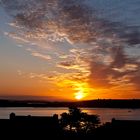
{"left": 31, "top": 52, "right": 51, "bottom": 60}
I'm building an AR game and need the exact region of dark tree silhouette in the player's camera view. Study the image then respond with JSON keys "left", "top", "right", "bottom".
{"left": 60, "top": 107, "right": 100, "bottom": 133}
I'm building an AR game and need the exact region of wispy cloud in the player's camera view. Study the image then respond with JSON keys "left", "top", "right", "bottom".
{"left": 4, "top": 32, "right": 30, "bottom": 43}
{"left": 31, "top": 52, "right": 51, "bottom": 60}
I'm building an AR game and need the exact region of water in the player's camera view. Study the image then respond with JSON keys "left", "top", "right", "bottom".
{"left": 0, "top": 107, "right": 140, "bottom": 123}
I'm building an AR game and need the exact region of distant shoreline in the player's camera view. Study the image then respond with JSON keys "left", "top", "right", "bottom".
{"left": 1, "top": 99, "right": 140, "bottom": 108}
{"left": 0, "top": 107, "right": 140, "bottom": 109}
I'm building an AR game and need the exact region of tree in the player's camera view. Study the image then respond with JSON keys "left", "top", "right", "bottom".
{"left": 60, "top": 107, "right": 100, "bottom": 133}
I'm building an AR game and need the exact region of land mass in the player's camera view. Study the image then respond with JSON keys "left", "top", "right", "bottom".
{"left": 0, "top": 107, "right": 140, "bottom": 139}
{"left": 1, "top": 99, "right": 140, "bottom": 108}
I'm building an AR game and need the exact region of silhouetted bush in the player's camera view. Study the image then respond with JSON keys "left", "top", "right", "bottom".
{"left": 60, "top": 107, "right": 100, "bottom": 133}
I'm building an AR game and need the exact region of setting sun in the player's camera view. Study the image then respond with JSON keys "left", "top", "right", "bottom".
{"left": 75, "top": 91, "right": 85, "bottom": 100}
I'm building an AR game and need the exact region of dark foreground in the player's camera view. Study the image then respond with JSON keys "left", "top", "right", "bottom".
{"left": 0, "top": 113, "right": 140, "bottom": 140}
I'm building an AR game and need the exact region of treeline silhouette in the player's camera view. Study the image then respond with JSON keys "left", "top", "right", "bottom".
{"left": 1, "top": 99, "right": 140, "bottom": 108}
{"left": 0, "top": 107, "right": 140, "bottom": 139}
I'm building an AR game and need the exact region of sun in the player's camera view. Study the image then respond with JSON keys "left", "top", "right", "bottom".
{"left": 75, "top": 91, "right": 84, "bottom": 100}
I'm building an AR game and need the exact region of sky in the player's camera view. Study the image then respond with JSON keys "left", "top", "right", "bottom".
{"left": 0, "top": 0, "right": 140, "bottom": 101}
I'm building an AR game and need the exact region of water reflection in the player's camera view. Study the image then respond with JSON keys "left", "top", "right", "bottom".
{"left": 0, "top": 107, "right": 140, "bottom": 123}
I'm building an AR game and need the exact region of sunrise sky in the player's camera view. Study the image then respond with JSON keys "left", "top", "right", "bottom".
{"left": 0, "top": 0, "right": 140, "bottom": 101}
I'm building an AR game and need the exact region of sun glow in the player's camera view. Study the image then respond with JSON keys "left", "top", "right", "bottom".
{"left": 73, "top": 82, "right": 91, "bottom": 100}
{"left": 75, "top": 91, "right": 85, "bottom": 100}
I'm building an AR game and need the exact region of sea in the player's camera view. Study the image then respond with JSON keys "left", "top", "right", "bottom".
{"left": 0, "top": 107, "right": 140, "bottom": 123}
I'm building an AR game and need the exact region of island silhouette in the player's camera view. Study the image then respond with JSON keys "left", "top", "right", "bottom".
{"left": 1, "top": 99, "right": 140, "bottom": 108}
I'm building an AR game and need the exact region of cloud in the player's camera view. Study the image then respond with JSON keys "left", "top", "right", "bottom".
{"left": 118, "top": 27, "right": 140, "bottom": 46}
{"left": 31, "top": 52, "right": 51, "bottom": 60}
{"left": 89, "top": 46, "right": 140, "bottom": 90}
{"left": 2, "top": 0, "right": 140, "bottom": 46}
{"left": 57, "top": 61, "right": 77, "bottom": 69}
{"left": 2, "top": 0, "right": 140, "bottom": 48}
{"left": 4, "top": 32, "right": 30, "bottom": 43}
{"left": 112, "top": 64, "right": 138, "bottom": 73}
{"left": 0, "top": 0, "right": 104, "bottom": 43}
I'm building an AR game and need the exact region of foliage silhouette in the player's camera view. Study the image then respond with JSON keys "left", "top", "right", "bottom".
{"left": 60, "top": 107, "right": 100, "bottom": 133}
